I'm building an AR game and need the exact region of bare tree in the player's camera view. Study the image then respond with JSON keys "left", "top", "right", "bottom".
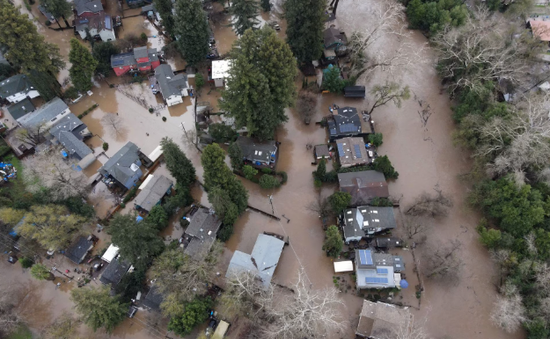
{"left": 0, "top": 289, "right": 21, "bottom": 338}
{"left": 401, "top": 215, "right": 430, "bottom": 243}
{"left": 219, "top": 271, "right": 274, "bottom": 320}
{"left": 307, "top": 193, "right": 331, "bottom": 219}
{"left": 534, "top": 262, "right": 550, "bottom": 288}
{"left": 490, "top": 287, "right": 526, "bottom": 333}
{"left": 101, "top": 113, "right": 124, "bottom": 137}
{"left": 262, "top": 269, "right": 347, "bottom": 339}
{"left": 42, "top": 313, "right": 81, "bottom": 339}
{"left": 15, "top": 124, "right": 47, "bottom": 147}
{"left": 387, "top": 317, "right": 431, "bottom": 339}
{"left": 367, "top": 82, "right": 410, "bottom": 115}
{"left": 296, "top": 91, "right": 317, "bottom": 124}
{"left": 433, "top": 8, "right": 539, "bottom": 93}
{"left": 23, "top": 147, "right": 89, "bottom": 200}
{"left": 423, "top": 239, "right": 463, "bottom": 282}
{"left": 405, "top": 190, "right": 453, "bottom": 218}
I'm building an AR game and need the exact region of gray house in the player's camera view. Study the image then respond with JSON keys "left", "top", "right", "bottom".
{"left": 142, "top": 285, "right": 164, "bottom": 311}
{"left": 134, "top": 174, "right": 173, "bottom": 212}
{"left": 65, "top": 235, "right": 95, "bottom": 264}
{"left": 355, "top": 249, "right": 404, "bottom": 289}
{"left": 98, "top": 142, "right": 143, "bottom": 190}
{"left": 338, "top": 170, "right": 389, "bottom": 206}
{"left": 100, "top": 256, "right": 131, "bottom": 289}
{"left": 342, "top": 206, "right": 396, "bottom": 242}
{"left": 226, "top": 234, "right": 285, "bottom": 287}
{"left": 17, "top": 97, "right": 71, "bottom": 130}
{"left": 235, "top": 136, "right": 278, "bottom": 168}
{"left": 183, "top": 207, "right": 222, "bottom": 260}
{"left": 49, "top": 113, "right": 94, "bottom": 167}
{"left": 0, "top": 74, "right": 40, "bottom": 104}
{"left": 153, "top": 64, "right": 189, "bottom": 107}
{"left": 328, "top": 106, "right": 365, "bottom": 141}
{"left": 7, "top": 98, "right": 36, "bottom": 121}
{"left": 356, "top": 300, "right": 412, "bottom": 339}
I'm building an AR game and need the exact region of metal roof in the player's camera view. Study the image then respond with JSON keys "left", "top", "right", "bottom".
{"left": 211, "top": 60, "right": 231, "bottom": 79}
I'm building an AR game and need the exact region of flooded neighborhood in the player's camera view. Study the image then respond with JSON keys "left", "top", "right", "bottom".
{"left": 0, "top": 0, "right": 545, "bottom": 338}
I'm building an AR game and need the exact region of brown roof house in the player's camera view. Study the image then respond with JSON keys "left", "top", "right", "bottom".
{"left": 356, "top": 300, "right": 412, "bottom": 338}
{"left": 338, "top": 170, "right": 389, "bottom": 206}
{"left": 336, "top": 137, "right": 371, "bottom": 168}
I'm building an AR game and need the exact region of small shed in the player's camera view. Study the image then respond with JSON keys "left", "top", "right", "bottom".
{"left": 101, "top": 244, "right": 120, "bottom": 263}
{"left": 314, "top": 144, "right": 330, "bottom": 160}
{"left": 147, "top": 145, "right": 163, "bottom": 163}
{"left": 213, "top": 320, "right": 230, "bottom": 339}
{"left": 211, "top": 60, "right": 231, "bottom": 87}
{"left": 344, "top": 86, "right": 366, "bottom": 98}
{"left": 334, "top": 260, "right": 354, "bottom": 273}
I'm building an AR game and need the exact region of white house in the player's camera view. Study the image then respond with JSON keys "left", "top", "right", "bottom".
{"left": 0, "top": 74, "right": 40, "bottom": 104}
{"left": 211, "top": 59, "right": 231, "bottom": 87}
{"left": 75, "top": 14, "right": 116, "bottom": 42}
{"left": 153, "top": 64, "right": 189, "bottom": 107}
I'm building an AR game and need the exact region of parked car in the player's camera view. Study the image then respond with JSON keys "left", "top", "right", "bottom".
{"left": 127, "top": 306, "right": 137, "bottom": 318}
{"left": 7, "top": 252, "right": 18, "bottom": 264}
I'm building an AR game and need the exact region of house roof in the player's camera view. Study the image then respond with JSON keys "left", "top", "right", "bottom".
{"left": 375, "top": 237, "right": 403, "bottom": 249}
{"left": 18, "top": 97, "right": 69, "bottom": 128}
{"left": 74, "top": 0, "right": 104, "bottom": 16}
{"left": 344, "top": 86, "right": 365, "bottom": 98}
{"left": 65, "top": 236, "right": 94, "bottom": 264}
{"left": 324, "top": 27, "right": 347, "bottom": 48}
{"left": 154, "top": 64, "right": 188, "bottom": 99}
{"left": 75, "top": 14, "right": 112, "bottom": 33}
{"left": 133, "top": 46, "right": 148, "bottom": 59}
{"left": 134, "top": 174, "right": 173, "bottom": 212}
{"left": 338, "top": 171, "right": 389, "bottom": 206}
{"left": 226, "top": 234, "right": 285, "bottom": 287}
{"left": 343, "top": 206, "right": 396, "bottom": 240}
{"left": 183, "top": 207, "right": 222, "bottom": 259}
{"left": 98, "top": 141, "right": 141, "bottom": 185}
{"left": 50, "top": 113, "right": 92, "bottom": 160}
{"left": 356, "top": 300, "right": 412, "bottom": 338}
{"left": 7, "top": 98, "right": 35, "bottom": 121}
{"left": 314, "top": 144, "right": 330, "bottom": 159}
{"left": 38, "top": 5, "right": 55, "bottom": 21}
{"left": 529, "top": 19, "right": 550, "bottom": 41}
{"left": 111, "top": 48, "right": 158, "bottom": 68}
{"left": 328, "top": 107, "right": 362, "bottom": 138}
{"left": 236, "top": 136, "right": 277, "bottom": 163}
{"left": 100, "top": 257, "right": 130, "bottom": 288}
{"left": 101, "top": 244, "right": 120, "bottom": 263}
{"left": 211, "top": 60, "right": 231, "bottom": 79}
{"left": 0, "top": 74, "right": 35, "bottom": 100}
{"left": 336, "top": 137, "right": 369, "bottom": 167}
{"left": 142, "top": 285, "right": 164, "bottom": 310}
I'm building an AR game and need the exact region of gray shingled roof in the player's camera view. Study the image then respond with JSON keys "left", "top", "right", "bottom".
{"left": 134, "top": 46, "right": 148, "bottom": 59}
{"left": 7, "top": 98, "right": 35, "bottom": 121}
{"left": 324, "top": 27, "right": 347, "bottom": 48}
{"left": 183, "top": 208, "right": 222, "bottom": 259}
{"left": 18, "top": 97, "right": 69, "bottom": 128}
{"left": 226, "top": 234, "right": 285, "bottom": 287}
{"left": 134, "top": 175, "right": 173, "bottom": 212}
{"left": 100, "top": 257, "right": 130, "bottom": 288}
{"left": 343, "top": 206, "right": 396, "bottom": 240}
{"left": 74, "top": 0, "right": 104, "bottom": 16}
{"left": 338, "top": 171, "right": 389, "bottom": 206}
{"left": 65, "top": 236, "right": 94, "bottom": 264}
{"left": 236, "top": 136, "right": 277, "bottom": 163}
{"left": 50, "top": 113, "right": 92, "bottom": 159}
{"left": 328, "top": 106, "right": 362, "bottom": 138}
{"left": 0, "top": 74, "right": 35, "bottom": 100}
{"left": 356, "top": 300, "right": 411, "bottom": 338}
{"left": 142, "top": 285, "right": 164, "bottom": 310}
{"left": 111, "top": 48, "right": 159, "bottom": 68}
{"left": 154, "top": 64, "right": 188, "bottom": 99}
{"left": 98, "top": 142, "right": 141, "bottom": 185}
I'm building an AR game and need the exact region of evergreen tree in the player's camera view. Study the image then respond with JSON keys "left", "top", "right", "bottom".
{"left": 160, "top": 137, "right": 196, "bottom": 187}
{"left": 174, "top": 0, "right": 209, "bottom": 65}
{"left": 314, "top": 158, "right": 326, "bottom": 181}
{"left": 154, "top": 0, "right": 176, "bottom": 37}
{"left": 71, "top": 286, "right": 127, "bottom": 332}
{"left": 261, "top": 0, "right": 271, "bottom": 12}
{"left": 285, "top": 0, "right": 325, "bottom": 64}
{"left": 40, "top": 0, "right": 71, "bottom": 28}
{"left": 228, "top": 142, "right": 244, "bottom": 170}
{"left": 0, "top": 0, "right": 65, "bottom": 74}
{"left": 328, "top": 191, "right": 351, "bottom": 215}
{"left": 323, "top": 225, "right": 343, "bottom": 258}
{"left": 92, "top": 42, "right": 119, "bottom": 76}
{"left": 220, "top": 27, "right": 297, "bottom": 140}
{"left": 27, "top": 70, "right": 62, "bottom": 101}
{"left": 69, "top": 38, "right": 98, "bottom": 92}
{"left": 230, "top": 0, "right": 259, "bottom": 36}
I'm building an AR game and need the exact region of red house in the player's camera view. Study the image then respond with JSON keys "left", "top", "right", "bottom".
{"left": 111, "top": 47, "right": 161, "bottom": 76}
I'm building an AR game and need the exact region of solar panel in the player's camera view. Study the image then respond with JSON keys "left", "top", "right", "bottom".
{"left": 339, "top": 124, "right": 356, "bottom": 133}
{"left": 353, "top": 144, "right": 362, "bottom": 158}
{"left": 337, "top": 143, "right": 344, "bottom": 155}
{"left": 359, "top": 250, "right": 373, "bottom": 265}
{"left": 366, "top": 277, "right": 389, "bottom": 284}
{"left": 329, "top": 128, "right": 337, "bottom": 135}
{"left": 376, "top": 268, "right": 388, "bottom": 274}
{"left": 112, "top": 59, "right": 125, "bottom": 66}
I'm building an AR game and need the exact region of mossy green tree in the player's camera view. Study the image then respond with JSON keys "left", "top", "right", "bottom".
{"left": 322, "top": 66, "right": 344, "bottom": 93}
{"left": 147, "top": 205, "right": 169, "bottom": 230}
{"left": 230, "top": 0, "right": 259, "bottom": 36}
{"left": 174, "top": 0, "right": 209, "bottom": 65}
{"left": 368, "top": 133, "right": 383, "bottom": 147}
{"left": 160, "top": 137, "right": 196, "bottom": 187}
{"left": 373, "top": 156, "right": 399, "bottom": 179}
{"left": 71, "top": 286, "right": 127, "bottom": 332}
{"left": 69, "top": 38, "right": 98, "bottom": 92}
{"left": 30, "top": 263, "right": 54, "bottom": 280}
{"left": 313, "top": 158, "right": 326, "bottom": 181}
{"left": 285, "top": 0, "right": 325, "bottom": 64}
{"left": 243, "top": 165, "right": 258, "bottom": 180}
{"left": 328, "top": 191, "right": 351, "bottom": 215}
{"left": 261, "top": 0, "right": 271, "bottom": 11}
{"left": 221, "top": 27, "right": 297, "bottom": 140}
{"left": 323, "top": 225, "right": 343, "bottom": 258}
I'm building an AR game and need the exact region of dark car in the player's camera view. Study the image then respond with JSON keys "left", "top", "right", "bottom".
{"left": 7, "top": 252, "right": 18, "bottom": 264}
{"left": 127, "top": 306, "right": 137, "bottom": 318}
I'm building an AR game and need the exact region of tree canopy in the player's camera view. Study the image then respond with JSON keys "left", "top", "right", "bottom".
{"left": 69, "top": 38, "right": 98, "bottom": 92}
{"left": 39, "top": 0, "right": 71, "bottom": 22}
{"left": 323, "top": 225, "right": 343, "bottom": 258}
{"left": 0, "top": 0, "right": 65, "bottom": 74}
{"left": 328, "top": 192, "right": 351, "bottom": 215}
{"left": 92, "top": 42, "right": 119, "bottom": 76}
{"left": 160, "top": 137, "right": 196, "bottom": 187}
{"left": 154, "top": 0, "right": 176, "bottom": 36}
{"left": 30, "top": 263, "right": 53, "bottom": 280}
{"left": 406, "top": 0, "right": 467, "bottom": 34}
{"left": 285, "top": 0, "right": 325, "bottom": 64}
{"left": 228, "top": 142, "right": 244, "bottom": 171}
{"left": 174, "top": 0, "right": 209, "bottom": 65}
{"left": 168, "top": 297, "right": 213, "bottom": 336}
{"left": 230, "top": 0, "right": 259, "bottom": 36}
{"left": 220, "top": 27, "right": 297, "bottom": 140}
{"left": 70, "top": 286, "right": 127, "bottom": 332}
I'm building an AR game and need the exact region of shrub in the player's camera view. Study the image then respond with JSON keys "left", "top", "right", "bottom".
{"left": 324, "top": 170, "right": 338, "bottom": 183}
{"left": 218, "top": 224, "right": 234, "bottom": 242}
{"left": 243, "top": 165, "right": 258, "bottom": 180}
{"left": 20, "top": 257, "right": 34, "bottom": 268}
{"left": 120, "top": 203, "right": 126, "bottom": 208}
{"left": 147, "top": 205, "right": 169, "bottom": 230}
{"left": 373, "top": 156, "right": 399, "bottom": 179}
{"left": 102, "top": 142, "right": 109, "bottom": 151}
{"left": 323, "top": 225, "right": 343, "bottom": 258}
{"left": 63, "top": 86, "right": 79, "bottom": 100}
{"left": 261, "top": 167, "right": 273, "bottom": 174}
{"left": 370, "top": 197, "right": 393, "bottom": 207}
{"left": 259, "top": 174, "right": 280, "bottom": 189}
{"left": 195, "top": 73, "right": 205, "bottom": 91}
{"left": 162, "top": 117, "right": 167, "bottom": 122}
{"left": 477, "top": 224, "right": 502, "bottom": 249}
{"left": 277, "top": 171, "right": 288, "bottom": 184}
{"left": 149, "top": 108, "right": 154, "bottom": 113}
{"left": 45, "top": 20, "right": 51, "bottom": 26}
{"left": 314, "top": 179, "right": 322, "bottom": 188}
{"left": 368, "top": 133, "right": 383, "bottom": 147}
{"left": 328, "top": 191, "right": 352, "bottom": 215}
{"left": 140, "top": 32, "right": 148, "bottom": 42}
{"left": 168, "top": 297, "right": 213, "bottom": 336}
{"left": 123, "top": 184, "right": 140, "bottom": 203}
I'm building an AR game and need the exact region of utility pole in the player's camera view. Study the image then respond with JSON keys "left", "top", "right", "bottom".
{"left": 268, "top": 194, "right": 274, "bottom": 215}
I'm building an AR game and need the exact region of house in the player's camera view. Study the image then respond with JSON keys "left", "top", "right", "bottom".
{"left": 142, "top": 285, "right": 164, "bottom": 311}
{"left": 7, "top": 98, "right": 36, "bottom": 121}
{"left": 98, "top": 141, "right": 143, "bottom": 190}
{"left": 101, "top": 244, "right": 120, "bottom": 263}
{"left": 314, "top": 144, "right": 330, "bottom": 160}
{"left": 49, "top": 113, "right": 94, "bottom": 168}
{"left": 65, "top": 235, "right": 95, "bottom": 264}
{"left": 153, "top": 64, "right": 189, "bottom": 107}
{"left": 375, "top": 237, "right": 404, "bottom": 250}
{"left": 111, "top": 47, "right": 161, "bottom": 76}
{"left": 18, "top": 97, "right": 71, "bottom": 130}
{"left": 336, "top": 137, "right": 371, "bottom": 168}
{"left": 3, "top": 126, "right": 35, "bottom": 158}
{"left": 38, "top": 5, "right": 56, "bottom": 23}
{"left": 341, "top": 206, "right": 396, "bottom": 242}
{"left": 235, "top": 136, "right": 278, "bottom": 168}
{"left": 100, "top": 256, "right": 131, "bottom": 288}
{"left": 338, "top": 171, "right": 389, "bottom": 206}
{"left": 126, "top": 0, "right": 152, "bottom": 9}
{"left": 344, "top": 86, "right": 366, "bottom": 98}
{"left": 211, "top": 60, "right": 231, "bottom": 87}
{"left": 75, "top": 14, "right": 116, "bottom": 42}
{"left": 355, "top": 249, "right": 404, "bottom": 289}
{"left": 134, "top": 174, "right": 173, "bottom": 213}
{"left": 328, "top": 106, "right": 367, "bottom": 141}
{"left": 528, "top": 18, "right": 550, "bottom": 43}
{"left": 183, "top": 207, "right": 222, "bottom": 259}
{"left": 226, "top": 234, "right": 285, "bottom": 287}
{"left": 74, "top": 0, "right": 104, "bottom": 17}
{"left": 323, "top": 27, "right": 347, "bottom": 60}
{"left": 356, "top": 300, "right": 412, "bottom": 339}
{"left": 0, "top": 74, "right": 40, "bottom": 104}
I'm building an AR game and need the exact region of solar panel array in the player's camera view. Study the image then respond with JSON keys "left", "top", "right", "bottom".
{"left": 112, "top": 59, "right": 125, "bottom": 66}
{"left": 353, "top": 144, "right": 362, "bottom": 158}
{"left": 329, "top": 128, "right": 337, "bottom": 135}
{"left": 359, "top": 250, "right": 373, "bottom": 265}
{"left": 337, "top": 143, "right": 344, "bottom": 155}
{"left": 365, "top": 277, "right": 389, "bottom": 284}
{"left": 376, "top": 267, "right": 388, "bottom": 274}
{"left": 339, "top": 124, "right": 357, "bottom": 133}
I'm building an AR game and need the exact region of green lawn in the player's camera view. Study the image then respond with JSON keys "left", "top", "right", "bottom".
{"left": 8, "top": 325, "right": 33, "bottom": 339}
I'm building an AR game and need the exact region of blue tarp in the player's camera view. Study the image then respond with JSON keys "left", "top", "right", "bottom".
{"left": 400, "top": 280, "right": 409, "bottom": 289}
{"left": 136, "top": 216, "right": 144, "bottom": 223}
